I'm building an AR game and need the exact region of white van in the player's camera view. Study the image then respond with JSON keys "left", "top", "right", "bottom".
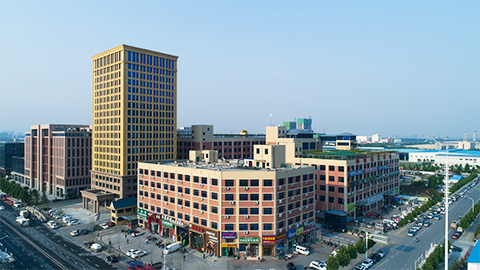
{"left": 13, "top": 202, "right": 22, "bottom": 208}
{"left": 163, "top": 241, "right": 182, "bottom": 254}
{"left": 146, "top": 261, "right": 163, "bottom": 269}
{"left": 294, "top": 245, "right": 310, "bottom": 255}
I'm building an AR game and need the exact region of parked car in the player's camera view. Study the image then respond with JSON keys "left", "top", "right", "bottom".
{"left": 68, "top": 220, "right": 81, "bottom": 226}
{"left": 106, "top": 222, "right": 116, "bottom": 227}
{"left": 451, "top": 233, "right": 460, "bottom": 239}
{"left": 407, "top": 229, "right": 416, "bottom": 237}
{"left": 287, "top": 262, "right": 297, "bottom": 270}
{"left": 423, "top": 220, "right": 431, "bottom": 227}
{"left": 47, "top": 221, "right": 59, "bottom": 229}
{"left": 131, "top": 250, "right": 147, "bottom": 259}
{"left": 70, "top": 230, "right": 79, "bottom": 236}
{"left": 377, "top": 250, "right": 385, "bottom": 258}
{"left": 369, "top": 253, "right": 381, "bottom": 263}
{"left": 105, "top": 255, "right": 118, "bottom": 263}
{"left": 433, "top": 215, "right": 441, "bottom": 220}
{"left": 361, "top": 258, "right": 373, "bottom": 269}
{"left": 353, "top": 265, "right": 366, "bottom": 270}
{"left": 131, "top": 231, "right": 145, "bottom": 237}
{"left": 90, "top": 243, "right": 102, "bottom": 252}
{"left": 125, "top": 249, "right": 139, "bottom": 257}
{"left": 426, "top": 213, "right": 433, "bottom": 219}
{"left": 451, "top": 245, "right": 462, "bottom": 252}
{"left": 80, "top": 229, "right": 89, "bottom": 235}
{"left": 0, "top": 206, "right": 5, "bottom": 210}
{"left": 309, "top": 260, "right": 327, "bottom": 270}
{"left": 100, "top": 223, "right": 109, "bottom": 229}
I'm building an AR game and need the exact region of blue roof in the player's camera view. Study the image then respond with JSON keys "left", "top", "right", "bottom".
{"left": 111, "top": 197, "right": 137, "bottom": 209}
{"left": 467, "top": 242, "right": 480, "bottom": 263}
{"left": 450, "top": 175, "right": 464, "bottom": 181}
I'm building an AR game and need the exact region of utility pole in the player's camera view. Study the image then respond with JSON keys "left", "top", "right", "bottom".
{"left": 444, "top": 150, "right": 449, "bottom": 270}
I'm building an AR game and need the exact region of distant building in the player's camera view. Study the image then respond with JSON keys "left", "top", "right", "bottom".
{"left": 283, "top": 121, "right": 297, "bottom": 131}
{"left": 24, "top": 124, "right": 92, "bottom": 198}
{"left": 296, "top": 118, "right": 312, "bottom": 131}
{"left": 458, "top": 141, "right": 474, "bottom": 150}
{"left": 176, "top": 125, "right": 265, "bottom": 160}
{"left": 0, "top": 141, "right": 24, "bottom": 175}
{"left": 371, "top": 134, "right": 380, "bottom": 143}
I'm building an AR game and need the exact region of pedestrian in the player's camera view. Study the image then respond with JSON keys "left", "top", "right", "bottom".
{"left": 203, "top": 253, "right": 205, "bottom": 259}
{"left": 183, "top": 255, "right": 186, "bottom": 261}
{"left": 125, "top": 233, "right": 127, "bottom": 239}
{"left": 332, "top": 246, "right": 334, "bottom": 251}
{"left": 109, "top": 240, "right": 111, "bottom": 245}
{"left": 127, "top": 239, "right": 129, "bottom": 244}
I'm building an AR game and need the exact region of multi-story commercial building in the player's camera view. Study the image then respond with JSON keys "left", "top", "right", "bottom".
{"left": 0, "top": 141, "right": 24, "bottom": 175}
{"left": 23, "top": 124, "right": 92, "bottom": 198}
{"left": 266, "top": 126, "right": 400, "bottom": 218}
{"left": 137, "top": 148, "right": 316, "bottom": 258}
{"left": 176, "top": 125, "right": 265, "bottom": 160}
{"left": 84, "top": 45, "right": 178, "bottom": 212}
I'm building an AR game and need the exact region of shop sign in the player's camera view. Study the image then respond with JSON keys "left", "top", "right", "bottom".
{"left": 190, "top": 225, "right": 204, "bottom": 233}
{"left": 262, "top": 235, "right": 276, "bottom": 244}
{"left": 222, "top": 232, "right": 237, "bottom": 239}
{"left": 395, "top": 187, "right": 399, "bottom": 194}
{"left": 205, "top": 231, "right": 218, "bottom": 251}
{"left": 287, "top": 228, "right": 297, "bottom": 239}
{"left": 161, "top": 219, "right": 174, "bottom": 229}
{"left": 137, "top": 208, "right": 147, "bottom": 220}
{"left": 303, "top": 225, "right": 315, "bottom": 234}
{"left": 348, "top": 203, "right": 355, "bottom": 213}
{"left": 221, "top": 243, "right": 237, "bottom": 248}
{"left": 296, "top": 227, "right": 304, "bottom": 236}
{"left": 239, "top": 237, "right": 259, "bottom": 244}
{"left": 276, "top": 232, "right": 286, "bottom": 241}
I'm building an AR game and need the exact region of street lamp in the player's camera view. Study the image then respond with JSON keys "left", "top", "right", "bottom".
{"left": 466, "top": 197, "right": 474, "bottom": 213}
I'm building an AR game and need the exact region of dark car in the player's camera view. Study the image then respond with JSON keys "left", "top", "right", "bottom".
{"left": 451, "top": 233, "right": 460, "bottom": 239}
{"left": 105, "top": 255, "right": 118, "bottom": 263}
{"left": 80, "top": 229, "right": 89, "bottom": 235}
{"left": 303, "top": 267, "right": 317, "bottom": 270}
{"left": 106, "top": 222, "right": 116, "bottom": 227}
{"left": 369, "top": 253, "right": 381, "bottom": 263}
{"left": 287, "top": 262, "right": 297, "bottom": 270}
{"left": 83, "top": 242, "right": 93, "bottom": 248}
{"left": 451, "top": 245, "right": 462, "bottom": 252}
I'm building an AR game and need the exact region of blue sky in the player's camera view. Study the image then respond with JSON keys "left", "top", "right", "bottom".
{"left": 0, "top": 1, "right": 478, "bottom": 139}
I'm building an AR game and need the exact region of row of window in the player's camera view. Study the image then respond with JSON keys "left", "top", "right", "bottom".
{"left": 138, "top": 203, "right": 218, "bottom": 229}
{"left": 225, "top": 223, "right": 272, "bottom": 231}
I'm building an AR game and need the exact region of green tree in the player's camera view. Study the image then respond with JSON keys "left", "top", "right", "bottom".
{"left": 347, "top": 243, "right": 357, "bottom": 260}
{"left": 356, "top": 238, "right": 366, "bottom": 254}
{"left": 326, "top": 254, "right": 339, "bottom": 270}
{"left": 41, "top": 190, "right": 48, "bottom": 204}
{"left": 30, "top": 189, "right": 39, "bottom": 205}
{"left": 336, "top": 245, "right": 350, "bottom": 267}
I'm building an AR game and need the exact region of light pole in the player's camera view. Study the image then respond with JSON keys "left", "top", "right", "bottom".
{"left": 444, "top": 151, "right": 449, "bottom": 270}
{"left": 466, "top": 197, "right": 474, "bottom": 213}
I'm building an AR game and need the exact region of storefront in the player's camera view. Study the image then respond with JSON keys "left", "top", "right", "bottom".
{"left": 286, "top": 228, "right": 297, "bottom": 249}
{"left": 261, "top": 235, "right": 275, "bottom": 256}
{"left": 137, "top": 208, "right": 148, "bottom": 229}
{"left": 189, "top": 224, "right": 220, "bottom": 256}
{"left": 161, "top": 219, "right": 174, "bottom": 238}
{"left": 275, "top": 232, "right": 286, "bottom": 257}
{"left": 221, "top": 232, "right": 237, "bottom": 257}
{"left": 147, "top": 213, "right": 161, "bottom": 234}
{"left": 239, "top": 237, "right": 259, "bottom": 257}
{"left": 294, "top": 227, "right": 304, "bottom": 245}
{"left": 302, "top": 225, "right": 316, "bottom": 243}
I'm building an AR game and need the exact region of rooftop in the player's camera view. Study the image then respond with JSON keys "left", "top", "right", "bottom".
{"left": 303, "top": 149, "right": 397, "bottom": 160}
{"left": 141, "top": 160, "right": 307, "bottom": 172}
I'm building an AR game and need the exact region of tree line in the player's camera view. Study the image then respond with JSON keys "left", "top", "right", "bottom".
{"left": 0, "top": 175, "right": 48, "bottom": 205}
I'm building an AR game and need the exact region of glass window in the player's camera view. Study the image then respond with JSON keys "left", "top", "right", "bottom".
{"left": 239, "top": 208, "right": 248, "bottom": 215}
{"left": 250, "top": 180, "right": 259, "bottom": 186}
{"left": 225, "top": 224, "right": 234, "bottom": 231}
{"left": 250, "top": 194, "right": 259, "bottom": 200}
{"left": 225, "top": 180, "right": 234, "bottom": 186}
{"left": 239, "top": 224, "right": 248, "bottom": 231}
{"left": 239, "top": 180, "right": 249, "bottom": 187}
{"left": 239, "top": 194, "right": 248, "bottom": 201}
{"left": 225, "top": 194, "right": 234, "bottom": 201}
{"left": 263, "top": 194, "right": 272, "bottom": 201}
{"left": 225, "top": 208, "right": 234, "bottom": 215}
{"left": 263, "top": 180, "right": 272, "bottom": 186}
{"left": 263, "top": 208, "right": 272, "bottom": 214}
{"left": 250, "top": 223, "right": 259, "bottom": 230}
{"left": 250, "top": 208, "right": 259, "bottom": 215}
{"left": 263, "top": 223, "right": 272, "bottom": 230}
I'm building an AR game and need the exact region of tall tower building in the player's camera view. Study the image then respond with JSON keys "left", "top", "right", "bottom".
{"left": 88, "top": 45, "right": 178, "bottom": 202}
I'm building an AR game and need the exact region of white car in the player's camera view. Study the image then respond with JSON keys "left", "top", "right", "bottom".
{"left": 377, "top": 250, "right": 385, "bottom": 258}
{"left": 361, "top": 258, "right": 373, "bottom": 268}
{"left": 131, "top": 231, "right": 145, "bottom": 237}
{"left": 309, "top": 260, "right": 327, "bottom": 270}
{"left": 100, "top": 223, "right": 109, "bottom": 229}
{"left": 125, "top": 249, "right": 139, "bottom": 257}
{"left": 70, "top": 230, "right": 79, "bottom": 236}
{"left": 0, "top": 206, "right": 5, "bottom": 210}
{"left": 47, "top": 221, "right": 59, "bottom": 229}
{"left": 131, "top": 250, "right": 147, "bottom": 259}
{"left": 68, "top": 220, "right": 81, "bottom": 226}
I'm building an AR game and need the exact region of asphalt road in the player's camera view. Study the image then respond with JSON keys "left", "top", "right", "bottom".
{"left": 372, "top": 178, "right": 480, "bottom": 270}
{"left": 0, "top": 201, "right": 115, "bottom": 270}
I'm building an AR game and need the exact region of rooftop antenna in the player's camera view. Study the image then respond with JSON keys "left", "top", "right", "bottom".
{"left": 270, "top": 113, "right": 272, "bottom": 126}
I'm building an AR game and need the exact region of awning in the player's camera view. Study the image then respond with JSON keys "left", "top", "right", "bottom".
{"left": 391, "top": 197, "right": 400, "bottom": 202}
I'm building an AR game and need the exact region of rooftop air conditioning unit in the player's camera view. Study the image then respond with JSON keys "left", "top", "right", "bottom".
{"left": 230, "top": 201, "right": 235, "bottom": 205}
{"left": 254, "top": 201, "right": 259, "bottom": 205}
{"left": 244, "top": 215, "right": 249, "bottom": 219}
{"left": 278, "top": 228, "right": 283, "bottom": 232}
{"left": 305, "top": 205, "right": 308, "bottom": 209}
{"left": 290, "top": 197, "right": 294, "bottom": 201}
{"left": 244, "top": 187, "right": 249, "bottom": 191}
{"left": 165, "top": 190, "right": 169, "bottom": 193}
{"left": 225, "top": 187, "right": 230, "bottom": 190}
{"left": 244, "top": 231, "right": 249, "bottom": 234}
{"left": 225, "top": 215, "right": 230, "bottom": 219}
{"left": 290, "top": 183, "right": 294, "bottom": 187}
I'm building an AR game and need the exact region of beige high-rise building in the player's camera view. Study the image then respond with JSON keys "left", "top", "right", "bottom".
{"left": 83, "top": 45, "right": 178, "bottom": 211}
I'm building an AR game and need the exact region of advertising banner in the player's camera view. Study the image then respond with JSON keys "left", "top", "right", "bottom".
{"left": 161, "top": 219, "right": 174, "bottom": 229}
{"left": 287, "top": 229, "right": 297, "bottom": 239}
{"left": 221, "top": 232, "right": 237, "bottom": 239}
{"left": 239, "top": 237, "right": 259, "bottom": 244}
{"left": 262, "top": 235, "right": 276, "bottom": 244}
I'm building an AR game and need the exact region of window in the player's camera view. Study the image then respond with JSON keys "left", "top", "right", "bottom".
{"left": 201, "top": 177, "right": 207, "bottom": 184}
{"left": 329, "top": 197, "right": 334, "bottom": 203}
{"left": 250, "top": 208, "right": 259, "bottom": 215}
{"left": 194, "top": 202, "right": 199, "bottom": 209}
{"left": 250, "top": 223, "right": 259, "bottom": 230}
{"left": 239, "top": 180, "right": 249, "bottom": 187}
{"left": 338, "top": 187, "right": 344, "bottom": 193}
{"left": 239, "top": 194, "right": 248, "bottom": 201}
{"left": 211, "top": 222, "right": 217, "bottom": 230}
{"left": 263, "top": 194, "right": 273, "bottom": 201}
{"left": 338, "top": 166, "right": 344, "bottom": 172}
{"left": 225, "top": 180, "right": 234, "bottom": 186}
{"left": 320, "top": 185, "right": 326, "bottom": 191}
{"left": 329, "top": 186, "right": 335, "bottom": 192}
{"left": 211, "top": 192, "right": 218, "bottom": 200}
{"left": 338, "top": 177, "right": 344, "bottom": 182}
{"left": 194, "top": 176, "right": 199, "bottom": 183}
{"left": 320, "top": 165, "right": 325, "bottom": 170}
{"left": 185, "top": 214, "right": 190, "bottom": 221}
{"left": 329, "top": 176, "right": 335, "bottom": 182}
{"left": 263, "top": 223, "right": 272, "bottom": 230}
{"left": 211, "top": 178, "right": 218, "bottom": 186}
{"left": 278, "top": 178, "right": 285, "bottom": 186}
{"left": 240, "top": 208, "right": 248, "bottom": 215}
{"left": 225, "top": 224, "right": 234, "bottom": 231}
{"left": 225, "top": 208, "right": 234, "bottom": 215}
{"left": 201, "top": 191, "right": 207, "bottom": 198}
{"left": 320, "top": 175, "right": 326, "bottom": 181}
{"left": 225, "top": 194, "right": 234, "bottom": 201}
{"left": 239, "top": 224, "right": 248, "bottom": 231}
{"left": 201, "top": 204, "right": 207, "bottom": 211}
{"left": 250, "top": 194, "right": 259, "bottom": 200}
{"left": 250, "top": 179, "right": 259, "bottom": 186}
{"left": 338, "top": 198, "right": 344, "bottom": 204}
{"left": 201, "top": 219, "right": 207, "bottom": 226}
{"left": 263, "top": 208, "right": 272, "bottom": 214}
{"left": 329, "top": 166, "right": 335, "bottom": 171}
{"left": 263, "top": 179, "right": 272, "bottom": 186}
{"left": 185, "top": 188, "right": 190, "bottom": 194}
{"left": 194, "top": 189, "right": 199, "bottom": 196}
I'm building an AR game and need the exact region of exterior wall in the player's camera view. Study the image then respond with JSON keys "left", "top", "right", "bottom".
{"left": 136, "top": 162, "right": 316, "bottom": 257}
{"left": 91, "top": 45, "right": 178, "bottom": 199}
{"left": 0, "top": 142, "right": 24, "bottom": 175}
{"left": 253, "top": 145, "right": 285, "bottom": 169}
